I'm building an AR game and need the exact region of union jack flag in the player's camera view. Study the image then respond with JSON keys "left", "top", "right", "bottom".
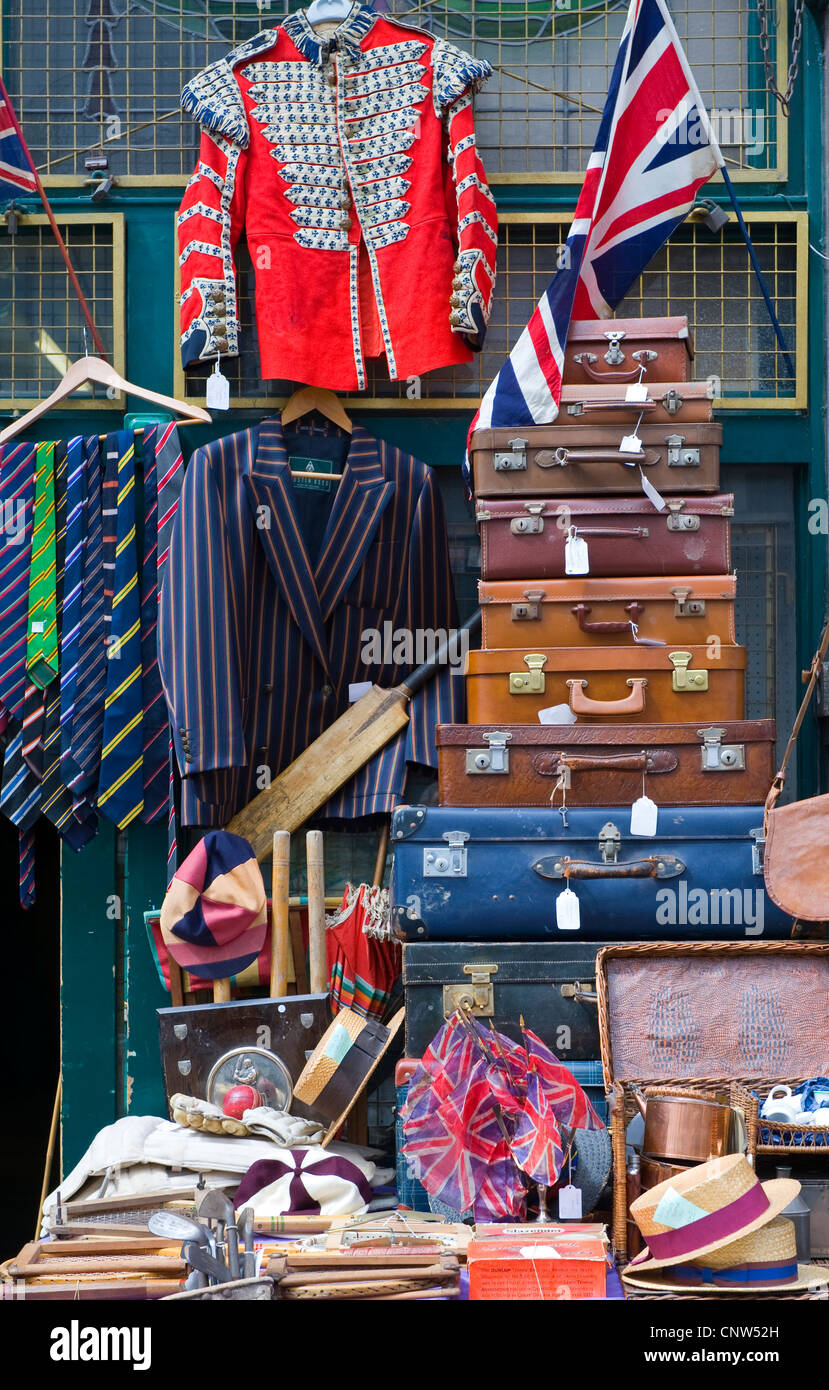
{"left": 0, "top": 77, "right": 38, "bottom": 201}
{"left": 468, "top": 0, "right": 723, "bottom": 452}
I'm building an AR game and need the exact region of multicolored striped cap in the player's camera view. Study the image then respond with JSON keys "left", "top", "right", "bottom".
{"left": 160, "top": 831, "right": 267, "bottom": 980}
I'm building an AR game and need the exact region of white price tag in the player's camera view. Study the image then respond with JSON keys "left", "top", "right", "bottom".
{"left": 630, "top": 622, "right": 665, "bottom": 649}
{"left": 630, "top": 794, "right": 659, "bottom": 837}
{"left": 619, "top": 433, "right": 643, "bottom": 456}
{"left": 206, "top": 361, "right": 230, "bottom": 410}
{"left": 558, "top": 1184, "right": 583, "bottom": 1220}
{"left": 538, "top": 703, "right": 577, "bottom": 725}
{"left": 30, "top": 621, "right": 44, "bottom": 633}
{"left": 348, "top": 681, "right": 372, "bottom": 703}
{"left": 640, "top": 467, "right": 667, "bottom": 512}
{"left": 565, "top": 530, "right": 589, "bottom": 575}
{"left": 625, "top": 382, "right": 649, "bottom": 403}
{"left": 556, "top": 886, "right": 581, "bottom": 932}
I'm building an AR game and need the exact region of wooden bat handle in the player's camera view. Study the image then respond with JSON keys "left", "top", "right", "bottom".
{"left": 306, "top": 830, "right": 327, "bottom": 996}
{"left": 271, "top": 830, "right": 291, "bottom": 998}
{"left": 213, "top": 978, "right": 231, "bottom": 1003}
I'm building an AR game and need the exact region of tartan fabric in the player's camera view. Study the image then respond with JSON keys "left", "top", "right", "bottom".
{"left": 0, "top": 442, "right": 37, "bottom": 717}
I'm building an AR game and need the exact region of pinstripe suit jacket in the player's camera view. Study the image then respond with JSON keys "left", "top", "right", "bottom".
{"left": 158, "top": 417, "right": 461, "bottom": 826}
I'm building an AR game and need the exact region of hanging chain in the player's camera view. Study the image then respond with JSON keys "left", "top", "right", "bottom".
{"left": 756, "top": 0, "right": 806, "bottom": 117}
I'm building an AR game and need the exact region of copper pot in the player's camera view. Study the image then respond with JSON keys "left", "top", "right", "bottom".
{"left": 633, "top": 1091, "right": 747, "bottom": 1164}
{"left": 640, "top": 1154, "right": 695, "bottom": 1192}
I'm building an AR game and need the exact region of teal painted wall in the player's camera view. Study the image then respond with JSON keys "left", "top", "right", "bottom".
{"left": 4, "top": 7, "right": 824, "bottom": 1174}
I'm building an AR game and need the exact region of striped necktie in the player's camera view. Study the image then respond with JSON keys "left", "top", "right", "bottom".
{"left": 0, "top": 442, "right": 37, "bottom": 717}
{"left": 97, "top": 430, "right": 145, "bottom": 828}
{"left": 26, "top": 442, "right": 59, "bottom": 689}
{"left": 58, "top": 437, "right": 87, "bottom": 784}
{"left": 0, "top": 719, "right": 40, "bottom": 906}
{"left": 140, "top": 427, "right": 167, "bottom": 822}
{"left": 149, "top": 422, "right": 184, "bottom": 858}
{"left": 63, "top": 435, "right": 106, "bottom": 795}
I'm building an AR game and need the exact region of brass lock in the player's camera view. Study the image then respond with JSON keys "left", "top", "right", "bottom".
{"left": 443, "top": 963, "right": 498, "bottom": 1018}
{"left": 669, "top": 650, "right": 708, "bottom": 691}
{"left": 671, "top": 586, "right": 706, "bottom": 617}
{"left": 509, "top": 653, "right": 547, "bottom": 694}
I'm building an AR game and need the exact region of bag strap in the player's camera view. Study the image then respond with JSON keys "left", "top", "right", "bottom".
{"left": 764, "top": 617, "right": 829, "bottom": 833}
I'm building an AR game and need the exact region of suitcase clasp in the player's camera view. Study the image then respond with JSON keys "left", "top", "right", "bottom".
{"left": 661, "top": 389, "right": 685, "bottom": 416}
{"left": 750, "top": 827, "right": 765, "bottom": 874}
{"left": 511, "top": 590, "right": 546, "bottom": 621}
{"left": 671, "top": 585, "right": 706, "bottom": 617}
{"left": 509, "top": 653, "right": 547, "bottom": 694}
{"left": 423, "top": 830, "right": 469, "bottom": 878}
{"left": 603, "top": 329, "right": 626, "bottom": 365}
{"left": 698, "top": 726, "right": 745, "bottom": 771}
{"left": 666, "top": 433, "right": 701, "bottom": 468}
{"left": 599, "top": 821, "right": 621, "bottom": 863}
{"left": 573, "top": 351, "right": 598, "bottom": 368}
{"left": 465, "top": 730, "right": 512, "bottom": 774}
{"left": 669, "top": 650, "right": 708, "bottom": 691}
{"left": 665, "top": 501, "right": 701, "bottom": 532}
{"left": 510, "top": 504, "right": 545, "bottom": 535}
{"left": 493, "top": 437, "right": 528, "bottom": 471}
{"left": 443, "top": 963, "right": 498, "bottom": 1018}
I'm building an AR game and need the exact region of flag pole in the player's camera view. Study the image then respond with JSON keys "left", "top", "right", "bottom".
{"left": 719, "top": 164, "right": 796, "bottom": 382}
{"left": 0, "top": 76, "right": 108, "bottom": 360}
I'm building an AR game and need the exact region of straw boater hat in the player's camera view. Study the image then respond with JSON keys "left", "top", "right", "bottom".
{"left": 624, "top": 1153, "right": 799, "bottom": 1275}
{"left": 623, "top": 1216, "right": 829, "bottom": 1294}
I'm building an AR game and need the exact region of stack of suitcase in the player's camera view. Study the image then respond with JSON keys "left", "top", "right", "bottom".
{"left": 391, "top": 318, "right": 789, "bottom": 1141}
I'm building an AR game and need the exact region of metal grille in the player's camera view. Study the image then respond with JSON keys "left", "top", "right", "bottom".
{"left": 0, "top": 212, "right": 125, "bottom": 409}
{"left": 1, "top": 0, "right": 786, "bottom": 184}
{"left": 174, "top": 209, "right": 807, "bottom": 409}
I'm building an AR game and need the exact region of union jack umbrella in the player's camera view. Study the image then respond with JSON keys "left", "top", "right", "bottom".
{"left": 466, "top": 0, "right": 723, "bottom": 474}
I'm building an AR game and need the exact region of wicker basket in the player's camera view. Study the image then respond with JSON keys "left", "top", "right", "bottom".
{"left": 596, "top": 941, "right": 829, "bottom": 1261}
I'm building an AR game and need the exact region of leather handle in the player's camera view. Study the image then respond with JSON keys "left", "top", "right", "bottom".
{"left": 572, "top": 602, "right": 644, "bottom": 634}
{"left": 579, "top": 358, "right": 644, "bottom": 384}
{"left": 541, "top": 447, "right": 661, "bottom": 468}
{"left": 560, "top": 858, "right": 674, "bottom": 880}
{"left": 531, "top": 750, "right": 678, "bottom": 776}
{"left": 577, "top": 526, "right": 650, "bottom": 539}
{"left": 570, "top": 399, "right": 656, "bottom": 414}
{"left": 566, "top": 677, "right": 647, "bottom": 716}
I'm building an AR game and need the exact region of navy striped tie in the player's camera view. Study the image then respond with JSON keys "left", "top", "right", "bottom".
{"left": 0, "top": 443, "right": 37, "bottom": 718}
{"left": 63, "top": 435, "right": 107, "bottom": 795}
{"left": 0, "top": 720, "right": 40, "bottom": 906}
{"left": 140, "top": 427, "right": 168, "bottom": 822}
{"left": 59, "top": 436, "right": 86, "bottom": 786}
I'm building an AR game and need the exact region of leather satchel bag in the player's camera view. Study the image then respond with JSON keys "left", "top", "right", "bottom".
{"left": 764, "top": 621, "right": 829, "bottom": 922}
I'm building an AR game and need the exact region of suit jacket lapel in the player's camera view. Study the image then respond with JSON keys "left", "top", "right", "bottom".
{"left": 244, "top": 419, "right": 330, "bottom": 674}
{"left": 315, "top": 425, "right": 395, "bottom": 622}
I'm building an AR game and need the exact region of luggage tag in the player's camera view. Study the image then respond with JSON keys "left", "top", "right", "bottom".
{"left": 558, "top": 1147, "right": 582, "bottom": 1219}
{"left": 639, "top": 467, "right": 667, "bottom": 512}
{"left": 564, "top": 525, "right": 589, "bottom": 575}
{"left": 556, "top": 886, "right": 580, "bottom": 931}
{"left": 206, "top": 356, "right": 230, "bottom": 411}
{"left": 619, "top": 410, "right": 644, "bottom": 458}
{"left": 630, "top": 771, "right": 658, "bottom": 837}
{"left": 625, "top": 363, "right": 649, "bottom": 404}
{"left": 629, "top": 620, "right": 665, "bottom": 649}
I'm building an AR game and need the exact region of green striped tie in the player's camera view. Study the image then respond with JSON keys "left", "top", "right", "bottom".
{"left": 26, "top": 441, "right": 59, "bottom": 688}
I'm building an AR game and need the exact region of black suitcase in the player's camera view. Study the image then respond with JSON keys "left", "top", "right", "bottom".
{"left": 402, "top": 941, "right": 608, "bottom": 1061}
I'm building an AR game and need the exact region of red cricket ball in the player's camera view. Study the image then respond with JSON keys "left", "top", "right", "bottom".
{"left": 222, "top": 1084, "right": 263, "bottom": 1118}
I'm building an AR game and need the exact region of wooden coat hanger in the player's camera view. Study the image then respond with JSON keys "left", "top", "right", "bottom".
{"left": 0, "top": 355, "right": 212, "bottom": 445}
{"left": 281, "top": 385, "right": 352, "bottom": 485}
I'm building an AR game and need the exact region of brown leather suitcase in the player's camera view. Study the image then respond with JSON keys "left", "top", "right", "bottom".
{"left": 465, "top": 643, "right": 746, "bottom": 725}
{"left": 478, "top": 495, "right": 734, "bottom": 580}
{"left": 560, "top": 380, "right": 713, "bottom": 424}
{"left": 479, "top": 575, "right": 737, "bottom": 651}
{"left": 562, "top": 316, "right": 694, "bottom": 387}
{"left": 437, "top": 720, "right": 776, "bottom": 808}
{"left": 470, "top": 421, "right": 721, "bottom": 498}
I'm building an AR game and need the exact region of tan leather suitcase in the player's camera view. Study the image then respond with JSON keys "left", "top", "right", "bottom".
{"left": 478, "top": 495, "right": 734, "bottom": 580}
{"left": 562, "top": 316, "right": 694, "bottom": 387}
{"left": 437, "top": 720, "right": 776, "bottom": 808}
{"left": 465, "top": 643, "right": 746, "bottom": 725}
{"left": 470, "top": 421, "right": 721, "bottom": 498}
{"left": 479, "top": 575, "right": 737, "bottom": 651}
{"left": 560, "top": 380, "right": 714, "bottom": 424}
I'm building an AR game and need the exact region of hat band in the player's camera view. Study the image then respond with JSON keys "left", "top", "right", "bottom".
{"left": 670, "top": 1261, "right": 799, "bottom": 1289}
{"left": 644, "top": 1183, "right": 770, "bottom": 1260}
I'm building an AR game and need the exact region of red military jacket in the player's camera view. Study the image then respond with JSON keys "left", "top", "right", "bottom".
{"left": 177, "top": 2, "right": 497, "bottom": 390}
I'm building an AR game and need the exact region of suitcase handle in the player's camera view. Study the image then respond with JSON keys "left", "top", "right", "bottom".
{"left": 538, "top": 447, "right": 661, "bottom": 469}
{"left": 534, "top": 854, "right": 685, "bottom": 881}
{"left": 531, "top": 750, "right": 679, "bottom": 776}
{"left": 566, "top": 678, "right": 647, "bottom": 715}
{"left": 573, "top": 351, "right": 658, "bottom": 384}
{"left": 572, "top": 602, "right": 644, "bottom": 634}
{"left": 567, "top": 398, "right": 657, "bottom": 415}
{"left": 576, "top": 526, "right": 650, "bottom": 539}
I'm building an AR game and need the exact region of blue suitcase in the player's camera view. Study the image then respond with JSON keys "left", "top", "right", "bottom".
{"left": 390, "top": 804, "right": 792, "bottom": 941}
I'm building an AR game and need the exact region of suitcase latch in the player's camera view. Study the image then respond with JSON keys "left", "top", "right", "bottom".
{"left": 465, "top": 730, "right": 512, "bottom": 775}
{"left": 671, "top": 585, "right": 706, "bottom": 617}
{"left": 666, "top": 433, "right": 701, "bottom": 467}
{"left": 510, "top": 504, "right": 545, "bottom": 536}
{"left": 573, "top": 351, "right": 597, "bottom": 368}
{"left": 511, "top": 590, "right": 545, "bottom": 621}
{"left": 632, "top": 350, "right": 658, "bottom": 367}
{"left": 669, "top": 650, "right": 708, "bottom": 691}
{"left": 493, "top": 437, "right": 528, "bottom": 471}
{"left": 443, "top": 963, "right": 498, "bottom": 1018}
{"left": 698, "top": 726, "right": 745, "bottom": 771}
{"left": 599, "top": 821, "right": 621, "bottom": 863}
{"left": 603, "top": 329, "right": 626, "bottom": 365}
{"left": 750, "top": 827, "right": 765, "bottom": 875}
{"left": 423, "top": 830, "right": 469, "bottom": 878}
{"left": 509, "top": 653, "right": 547, "bottom": 694}
{"left": 560, "top": 981, "right": 599, "bottom": 1003}
{"left": 661, "top": 389, "right": 684, "bottom": 416}
{"left": 665, "top": 501, "right": 701, "bottom": 532}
